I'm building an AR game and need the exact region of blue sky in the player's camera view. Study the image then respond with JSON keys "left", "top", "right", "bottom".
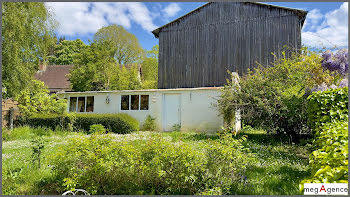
{"left": 46, "top": 2, "right": 348, "bottom": 51}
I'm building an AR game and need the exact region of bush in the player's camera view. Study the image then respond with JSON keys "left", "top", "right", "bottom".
{"left": 16, "top": 113, "right": 139, "bottom": 134}
{"left": 48, "top": 133, "right": 251, "bottom": 195}
{"left": 88, "top": 124, "right": 106, "bottom": 134}
{"left": 307, "top": 87, "right": 348, "bottom": 130}
{"left": 141, "top": 115, "right": 156, "bottom": 131}
{"left": 300, "top": 121, "right": 348, "bottom": 186}
{"left": 15, "top": 80, "right": 67, "bottom": 117}
{"left": 217, "top": 48, "right": 346, "bottom": 140}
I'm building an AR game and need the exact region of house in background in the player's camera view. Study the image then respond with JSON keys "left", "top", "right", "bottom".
{"left": 36, "top": 64, "right": 143, "bottom": 94}
{"left": 35, "top": 64, "right": 73, "bottom": 94}
{"left": 58, "top": 2, "right": 307, "bottom": 132}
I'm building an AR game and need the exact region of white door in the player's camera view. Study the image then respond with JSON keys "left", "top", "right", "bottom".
{"left": 163, "top": 94, "right": 181, "bottom": 131}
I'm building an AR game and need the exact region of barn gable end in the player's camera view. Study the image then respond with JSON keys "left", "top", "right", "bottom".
{"left": 153, "top": 2, "right": 307, "bottom": 89}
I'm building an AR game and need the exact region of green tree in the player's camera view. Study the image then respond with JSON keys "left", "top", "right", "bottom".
{"left": 2, "top": 2, "right": 57, "bottom": 98}
{"left": 16, "top": 80, "right": 67, "bottom": 117}
{"left": 69, "top": 41, "right": 141, "bottom": 91}
{"left": 141, "top": 45, "right": 158, "bottom": 89}
{"left": 48, "top": 39, "right": 88, "bottom": 65}
{"left": 93, "top": 24, "right": 144, "bottom": 65}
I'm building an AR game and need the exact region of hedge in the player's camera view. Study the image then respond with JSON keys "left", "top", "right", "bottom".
{"left": 307, "top": 87, "right": 348, "bottom": 130}
{"left": 15, "top": 113, "right": 139, "bottom": 134}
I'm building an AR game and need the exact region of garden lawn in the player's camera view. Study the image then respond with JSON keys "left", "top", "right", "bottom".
{"left": 2, "top": 127, "right": 311, "bottom": 195}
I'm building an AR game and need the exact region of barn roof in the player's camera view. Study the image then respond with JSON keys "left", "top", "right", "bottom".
{"left": 152, "top": 2, "right": 308, "bottom": 38}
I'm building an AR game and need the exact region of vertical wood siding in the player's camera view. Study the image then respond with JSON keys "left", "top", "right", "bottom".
{"left": 158, "top": 2, "right": 304, "bottom": 89}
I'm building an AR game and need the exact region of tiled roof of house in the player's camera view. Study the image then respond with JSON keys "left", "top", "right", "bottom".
{"left": 35, "top": 65, "right": 74, "bottom": 91}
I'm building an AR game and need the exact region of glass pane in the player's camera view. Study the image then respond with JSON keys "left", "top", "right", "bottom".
{"left": 78, "top": 97, "right": 85, "bottom": 112}
{"left": 69, "top": 97, "right": 77, "bottom": 112}
{"left": 131, "top": 95, "right": 139, "bottom": 110}
{"left": 121, "top": 95, "right": 129, "bottom": 110}
{"left": 86, "top": 96, "right": 94, "bottom": 112}
{"left": 140, "top": 95, "right": 149, "bottom": 110}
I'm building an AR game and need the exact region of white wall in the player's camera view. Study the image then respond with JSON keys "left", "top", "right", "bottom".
{"left": 60, "top": 88, "right": 225, "bottom": 132}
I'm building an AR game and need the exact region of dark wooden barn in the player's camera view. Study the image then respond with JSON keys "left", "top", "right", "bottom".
{"left": 152, "top": 2, "right": 308, "bottom": 89}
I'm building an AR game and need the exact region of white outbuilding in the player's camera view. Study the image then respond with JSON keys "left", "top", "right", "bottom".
{"left": 58, "top": 87, "right": 233, "bottom": 132}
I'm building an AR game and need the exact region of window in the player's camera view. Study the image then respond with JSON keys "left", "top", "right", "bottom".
{"left": 78, "top": 97, "right": 85, "bottom": 112}
{"left": 69, "top": 97, "right": 77, "bottom": 112}
{"left": 121, "top": 95, "right": 149, "bottom": 111}
{"left": 131, "top": 95, "right": 139, "bottom": 110}
{"left": 121, "top": 95, "right": 129, "bottom": 110}
{"left": 140, "top": 95, "right": 149, "bottom": 110}
{"left": 69, "top": 96, "right": 94, "bottom": 112}
{"left": 86, "top": 97, "right": 94, "bottom": 112}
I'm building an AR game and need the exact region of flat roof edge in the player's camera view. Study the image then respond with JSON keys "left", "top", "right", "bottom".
{"left": 57, "top": 87, "right": 224, "bottom": 95}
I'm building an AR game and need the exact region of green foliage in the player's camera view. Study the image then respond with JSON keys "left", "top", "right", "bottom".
{"left": 69, "top": 41, "right": 141, "bottom": 91}
{"left": 31, "top": 137, "right": 46, "bottom": 169}
{"left": 49, "top": 133, "right": 250, "bottom": 195}
{"left": 3, "top": 129, "right": 310, "bottom": 195}
{"left": 307, "top": 87, "right": 348, "bottom": 130}
{"left": 15, "top": 80, "right": 67, "bottom": 117}
{"left": 2, "top": 2, "right": 57, "bottom": 98}
{"left": 93, "top": 24, "right": 144, "bottom": 65}
{"left": 48, "top": 39, "right": 88, "bottom": 65}
{"left": 141, "top": 45, "right": 158, "bottom": 89}
{"left": 300, "top": 121, "right": 348, "bottom": 187}
{"left": 2, "top": 126, "right": 56, "bottom": 141}
{"left": 218, "top": 49, "right": 336, "bottom": 138}
{"left": 141, "top": 115, "right": 156, "bottom": 131}
{"left": 172, "top": 124, "right": 181, "bottom": 132}
{"left": 16, "top": 113, "right": 139, "bottom": 134}
{"left": 89, "top": 124, "right": 106, "bottom": 135}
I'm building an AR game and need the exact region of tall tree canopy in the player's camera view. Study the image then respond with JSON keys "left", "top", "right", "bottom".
{"left": 2, "top": 2, "right": 57, "bottom": 98}
{"left": 69, "top": 41, "right": 141, "bottom": 91}
{"left": 93, "top": 25, "right": 144, "bottom": 65}
{"left": 141, "top": 45, "right": 159, "bottom": 89}
{"left": 48, "top": 39, "right": 88, "bottom": 65}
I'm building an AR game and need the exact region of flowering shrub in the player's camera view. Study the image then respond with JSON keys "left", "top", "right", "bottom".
{"left": 321, "top": 49, "right": 348, "bottom": 76}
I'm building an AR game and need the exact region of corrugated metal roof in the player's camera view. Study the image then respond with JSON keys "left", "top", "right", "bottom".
{"left": 152, "top": 2, "right": 308, "bottom": 38}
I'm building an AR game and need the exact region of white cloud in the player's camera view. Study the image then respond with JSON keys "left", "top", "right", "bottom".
{"left": 46, "top": 2, "right": 157, "bottom": 36}
{"left": 162, "top": 3, "right": 181, "bottom": 18}
{"left": 303, "top": 9, "right": 323, "bottom": 31}
{"left": 302, "top": 2, "right": 348, "bottom": 48}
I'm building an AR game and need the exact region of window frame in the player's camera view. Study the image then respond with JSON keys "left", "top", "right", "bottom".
{"left": 120, "top": 94, "right": 149, "bottom": 111}
{"left": 69, "top": 96, "right": 94, "bottom": 113}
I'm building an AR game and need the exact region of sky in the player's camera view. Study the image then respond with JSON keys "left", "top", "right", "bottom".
{"left": 46, "top": 2, "right": 348, "bottom": 51}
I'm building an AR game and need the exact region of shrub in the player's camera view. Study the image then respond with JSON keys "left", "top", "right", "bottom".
{"left": 307, "top": 87, "right": 348, "bottom": 130}
{"left": 217, "top": 48, "right": 347, "bottom": 140}
{"left": 73, "top": 113, "right": 139, "bottom": 133}
{"left": 15, "top": 80, "right": 67, "bottom": 117}
{"left": 300, "top": 121, "right": 348, "bottom": 187}
{"left": 88, "top": 124, "right": 106, "bottom": 134}
{"left": 141, "top": 115, "right": 156, "bottom": 131}
{"left": 15, "top": 113, "right": 139, "bottom": 134}
{"left": 48, "top": 133, "right": 251, "bottom": 195}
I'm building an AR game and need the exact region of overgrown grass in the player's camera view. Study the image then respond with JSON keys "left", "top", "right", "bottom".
{"left": 231, "top": 128, "right": 311, "bottom": 195}
{"left": 2, "top": 127, "right": 311, "bottom": 195}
